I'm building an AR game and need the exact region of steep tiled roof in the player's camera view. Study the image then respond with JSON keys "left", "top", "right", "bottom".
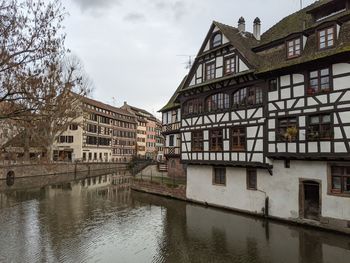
{"left": 257, "top": 19, "right": 350, "bottom": 73}
{"left": 257, "top": 0, "right": 339, "bottom": 47}
{"left": 255, "top": 0, "right": 350, "bottom": 73}
{"left": 81, "top": 96, "right": 135, "bottom": 118}
{"left": 159, "top": 75, "right": 187, "bottom": 112}
{"left": 213, "top": 21, "right": 261, "bottom": 67}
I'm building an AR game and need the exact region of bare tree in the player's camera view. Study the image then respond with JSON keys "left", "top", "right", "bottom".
{"left": 0, "top": 0, "right": 66, "bottom": 120}
{"left": 22, "top": 55, "right": 92, "bottom": 161}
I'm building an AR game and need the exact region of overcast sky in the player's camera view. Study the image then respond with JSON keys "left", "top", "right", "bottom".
{"left": 61, "top": 0, "right": 317, "bottom": 117}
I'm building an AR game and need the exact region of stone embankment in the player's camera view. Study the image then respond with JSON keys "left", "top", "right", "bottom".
{"left": 131, "top": 179, "right": 186, "bottom": 201}
{"left": 0, "top": 162, "right": 128, "bottom": 180}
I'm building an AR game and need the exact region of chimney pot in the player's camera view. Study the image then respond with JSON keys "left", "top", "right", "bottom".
{"left": 238, "top": 16, "right": 245, "bottom": 32}
{"left": 253, "top": 17, "right": 261, "bottom": 41}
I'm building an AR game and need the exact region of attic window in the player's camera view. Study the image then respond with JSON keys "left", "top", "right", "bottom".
{"left": 212, "top": 33, "right": 222, "bottom": 48}
{"left": 314, "top": 1, "right": 346, "bottom": 22}
{"left": 287, "top": 38, "right": 301, "bottom": 59}
{"left": 318, "top": 26, "right": 335, "bottom": 50}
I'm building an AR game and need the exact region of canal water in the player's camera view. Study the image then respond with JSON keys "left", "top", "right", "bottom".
{"left": 0, "top": 174, "right": 350, "bottom": 263}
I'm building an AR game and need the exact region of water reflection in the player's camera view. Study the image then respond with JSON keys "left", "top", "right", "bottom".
{"left": 0, "top": 175, "right": 349, "bottom": 263}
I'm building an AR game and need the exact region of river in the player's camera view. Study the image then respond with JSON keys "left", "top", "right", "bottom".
{"left": 0, "top": 174, "right": 349, "bottom": 263}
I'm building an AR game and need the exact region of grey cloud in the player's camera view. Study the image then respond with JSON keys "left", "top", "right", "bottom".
{"left": 72, "top": 0, "right": 122, "bottom": 11}
{"left": 124, "top": 12, "right": 146, "bottom": 22}
{"left": 173, "top": 1, "right": 187, "bottom": 21}
{"left": 153, "top": 0, "right": 188, "bottom": 21}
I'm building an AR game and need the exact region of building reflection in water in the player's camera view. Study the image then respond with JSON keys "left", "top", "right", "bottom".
{"left": 0, "top": 175, "right": 350, "bottom": 263}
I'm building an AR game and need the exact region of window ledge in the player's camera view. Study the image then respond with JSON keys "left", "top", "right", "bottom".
{"left": 328, "top": 192, "right": 350, "bottom": 198}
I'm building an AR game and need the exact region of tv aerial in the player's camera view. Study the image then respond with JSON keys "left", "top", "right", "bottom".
{"left": 177, "top": 55, "right": 196, "bottom": 70}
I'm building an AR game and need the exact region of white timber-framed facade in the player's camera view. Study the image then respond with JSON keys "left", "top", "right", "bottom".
{"left": 163, "top": 0, "right": 350, "bottom": 233}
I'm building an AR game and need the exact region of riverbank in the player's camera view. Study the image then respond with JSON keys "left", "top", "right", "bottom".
{"left": 0, "top": 162, "right": 128, "bottom": 180}
{"left": 131, "top": 180, "right": 350, "bottom": 236}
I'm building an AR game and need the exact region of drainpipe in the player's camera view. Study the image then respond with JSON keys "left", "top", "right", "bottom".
{"left": 257, "top": 189, "right": 269, "bottom": 218}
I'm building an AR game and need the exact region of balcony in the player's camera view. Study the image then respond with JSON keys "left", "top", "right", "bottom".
{"left": 162, "top": 122, "right": 181, "bottom": 134}
{"left": 164, "top": 147, "right": 180, "bottom": 156}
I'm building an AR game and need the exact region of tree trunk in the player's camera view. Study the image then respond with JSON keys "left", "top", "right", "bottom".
{"left": 46, "top": 142, "right": 54, "bottom": 162}
{"left": 23, "top": 129, "right": 30, "bottom": 161}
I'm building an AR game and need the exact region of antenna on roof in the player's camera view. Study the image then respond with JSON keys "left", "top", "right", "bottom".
{"left": 111, "top": 97, "right": 117, "bottom": 106}
{"left": 177, "top": 55, "right": 196, "bottom": 70}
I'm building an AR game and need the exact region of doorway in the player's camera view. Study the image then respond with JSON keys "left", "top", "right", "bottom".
{"left": 300, "top": 180, "right": 321, "bottom": 221}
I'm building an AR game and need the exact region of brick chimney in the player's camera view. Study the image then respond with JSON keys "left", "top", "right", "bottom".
{"left": 238, "top": 17, "right": 245, "bottom": 32}
{"left": 253, "top": 17, "right": 261, "bottom": 40}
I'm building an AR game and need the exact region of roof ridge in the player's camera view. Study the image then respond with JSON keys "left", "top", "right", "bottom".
{"left": 82, "top": 96, "right": 134, "bottom": 117}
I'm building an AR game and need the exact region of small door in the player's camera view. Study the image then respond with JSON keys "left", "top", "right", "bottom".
{"left": 303, "top": 181, "right": 320, "bottom": 221}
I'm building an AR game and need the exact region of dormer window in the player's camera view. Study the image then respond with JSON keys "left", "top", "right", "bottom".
{"left": 212, "top": 33, "right": 222, "bottom": 48}
{"left": 287, "top": 38, "right": 301, "bottom": 59}
{"left": 318, "top": 26, "right": 335, "bottom": 50}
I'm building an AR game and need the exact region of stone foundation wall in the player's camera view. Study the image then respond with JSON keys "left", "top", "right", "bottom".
{"left": 167, "top": 158, "right": 186, "bottom": 178}
{"left": 132, "top": 180, "right": 186, "bottom": 201}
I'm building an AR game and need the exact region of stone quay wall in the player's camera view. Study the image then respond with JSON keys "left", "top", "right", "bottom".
{"left": 0, "top": 162, "right": 128, "bottom": 180}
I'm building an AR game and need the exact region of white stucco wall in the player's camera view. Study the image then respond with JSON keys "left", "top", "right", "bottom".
{"left": 187, "top": 161, "right": 350, "bottom": 221}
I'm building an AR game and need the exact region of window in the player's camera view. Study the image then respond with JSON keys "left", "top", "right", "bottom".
{"left": 69, "top": 124, "right": 78, "bottom": 130}
{"left": 213, "top": 167, "right": 226, "bottom": 185}
{"left": 268, "top": 78, "right": 278, "bottom": 92}
{"left": 308, "top": 68, "right": 331, "bottom": 95}
{"left": 285, "top": 159, "right": 291, "bottom": 169}
{"left": 278, "top": 117, "right": 298, "bottom": 142}
{"left": 89, "top": 114, "right": 97, "bottom": 121}
{"left": 86, "top": 136, "right": 98, "bottom": 145}
{"left": 224, "top": 56, "right": 235, "bottom": 75}
{"left": 205, "top": 62, "right": 216, "bottom": 80}
{"left": 169, "top": 135, "right": 174, "bottom": 147}
{"left": 206, "top": 93, "right": 230, "bottom": 112}
{"left": 183, "top": 99, "right": 203, "bottom": 116}
{"left": 212, "top": 33, "right": 222, "bottom": 48}
{"left": 59, "top": 136, "right": 74, "bottom": 143}
{"left": 308, "top": 114, "right": 332, "bottom": 141}
{"left": 233, "top": 87, "right": 263, "bottom": 108}
{"left": 231, "top": 127, "right": 246, "bottom": 151}
{"left": 318, "top": 26, "right": 335, "bottom": 49}
{"left": 330, "top": 166, "right": 350, "bottom": 194}
{"left": 210, "top": 129, "right": 223, "bottom": 151}
{"left": 247, "top": 168, "right": 257, "bottom": 190}
{"left": 287, "top": 38, "right": 301, "bottom": 58}
{"left": 192, "top": 131, "right": 204, "bottom": 152}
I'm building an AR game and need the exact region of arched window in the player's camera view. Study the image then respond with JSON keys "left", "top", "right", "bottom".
{"left": 212, "top": 33, "right": 222, "bottom": 48}
{"left": 206, "top": 93, "right": 230, "bottom": 112}
{"left": 233, "top": 87, "right": 263, "bottom": 108}
{"left": 183, "top": 99, "right": 203, "bottom": 116}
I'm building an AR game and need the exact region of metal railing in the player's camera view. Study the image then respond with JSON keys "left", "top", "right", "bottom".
{"left": 135, "top": 170, "right": 186, "bottom": 187}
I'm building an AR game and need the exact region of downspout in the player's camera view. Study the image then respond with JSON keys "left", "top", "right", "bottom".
{"left": 257, "top": 189, "right": 269, "bottom": 218}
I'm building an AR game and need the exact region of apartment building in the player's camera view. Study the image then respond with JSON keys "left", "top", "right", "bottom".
{"left": 54, "top": 97, "right": 137, "bottom": 162}
{"left": 122, "top": 102, "right": 164, "bottom": 160}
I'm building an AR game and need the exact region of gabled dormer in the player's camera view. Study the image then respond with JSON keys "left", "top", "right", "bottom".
{"left": 185, "top": 19, "right": 260, "bottom": 89}
{"left": 307, "top": 0, "right": 349, "bottom": 23}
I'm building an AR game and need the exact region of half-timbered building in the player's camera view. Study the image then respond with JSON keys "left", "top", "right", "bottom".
{"left": 164, "top": 0, "right": 350, "bottom": 233}
{"left": 160, "top": 77, "right": 187, "bottom": 177}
